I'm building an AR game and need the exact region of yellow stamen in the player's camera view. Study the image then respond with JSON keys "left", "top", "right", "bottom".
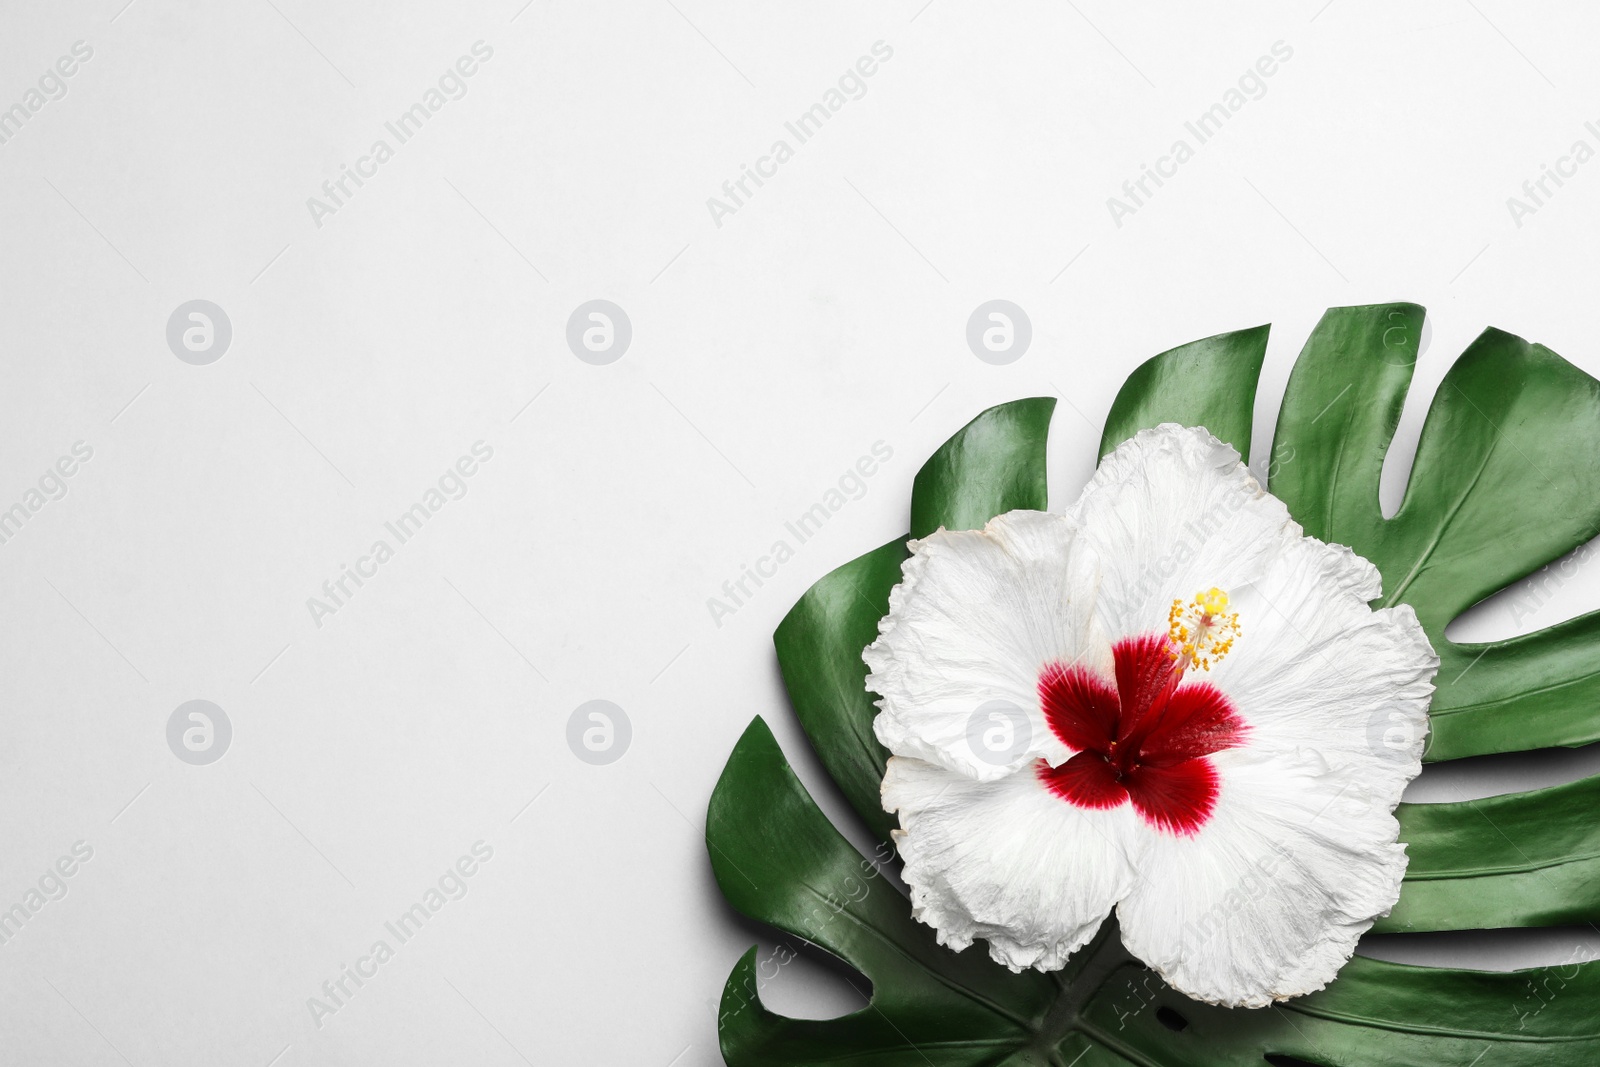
{"left": 1167, "top": 586, "right": 1242, "bottom": 671}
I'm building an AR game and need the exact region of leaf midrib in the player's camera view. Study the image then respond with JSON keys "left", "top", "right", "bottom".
{"left": 1286, "top": 1001, "right": 1593, "bottom": 1043}
{"left": 1429, "top": 658, "right": 1600, "bottom": 716}
{"left": 1381, "top": 443, "right": 1498, "bottom": 610}
{"left": 1405, "top": 848, "right": 1600, "bottom": 880}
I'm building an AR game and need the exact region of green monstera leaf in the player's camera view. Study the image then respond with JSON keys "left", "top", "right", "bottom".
{"left": 707, "top": 306, "right": 1600, "bottom": 1064}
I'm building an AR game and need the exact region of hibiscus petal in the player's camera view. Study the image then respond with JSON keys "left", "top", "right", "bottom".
{"left": 1037, "top": 751, "right": 1129, "bottom": 808}
{"left": 1117, "top": 752, "right": 1412, "bottom": 1007}
{"left": 1135, "top": 682, "right": 1247, "bottom": 766}
{"left": 1112, "top": 632, "right": 1174, "bottom": 730}
{"left": 1039, "top": 663, "right": 1120, "bottom": 755}
{"left": 883, "top": 756, "right": 1138, "bottom": 971}
{"left": 866, "top": 511, "right": 1109, "bottom": 781}
{"left": 1118, "top": 533, "right": 1437, "bottom": 1007}
{"left": 1070, "top": 425, "right": 1293, "bottom": 641}
{"left": 1122, "top": 757, "right": 1219, "bottom": 835}
{"left": 1210, "top": 534, "right": 1437, "bottom": 805}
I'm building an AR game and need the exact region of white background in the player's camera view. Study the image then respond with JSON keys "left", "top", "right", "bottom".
{"left": 3, "top": 0, "right": 1600, "bottom": 1063}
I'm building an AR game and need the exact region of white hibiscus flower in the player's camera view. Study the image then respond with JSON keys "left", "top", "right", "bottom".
{"left": 864, "top": 424, "right": 1439, "bottom": 1008}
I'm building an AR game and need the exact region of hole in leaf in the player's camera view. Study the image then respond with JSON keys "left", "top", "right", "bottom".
{"left": 1376, "top": 380, "right": 1425, "bottom": 520}
{"left": 1404, "top": 742, "right": 1600, "bottom": 804}
{"left": 718, "top": 910, "right": 876, "bottom": 1023}
{"left": 1264, "top": 1055, "right": 1329, "bottom": 1067}
{"left": 1155, "top": 1006, "right": 1188, "bottom": 1032}
{"left": 1443, "top": 533, "right": 1600, "bottom": 646}
{"left": 745, "top": 937, "right": 872, "bottom": 1022}
{"left": 1357, "top": 925, "right": 1600, "bottom": 971}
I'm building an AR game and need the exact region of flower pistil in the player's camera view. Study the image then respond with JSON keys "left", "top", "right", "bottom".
{"left": 1168, "top": 586, "right": 1241, "bottom": 672}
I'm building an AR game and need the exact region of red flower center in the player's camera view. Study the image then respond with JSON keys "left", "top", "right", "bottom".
{"left": 1036, "top": 633, "right": 1247, "bottom": 835}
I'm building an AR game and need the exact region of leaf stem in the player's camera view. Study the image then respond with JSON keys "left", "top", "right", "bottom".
{"left": 1025, "top": 918, "right": 1159, "bottom": 1063}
